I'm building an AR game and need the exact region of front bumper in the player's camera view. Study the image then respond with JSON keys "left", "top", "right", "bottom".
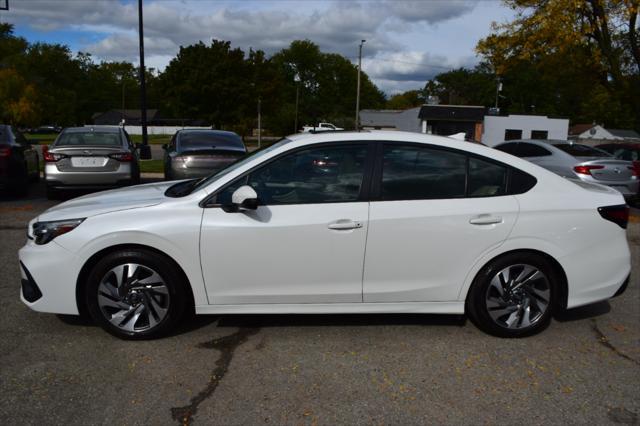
{"left": 19, "top": 238, "right": 81, "bottom": 315}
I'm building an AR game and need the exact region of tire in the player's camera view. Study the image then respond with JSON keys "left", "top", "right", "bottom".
{"left": 31, "top": 158, "right": 40, "bottom": 182}
{"left": 11, "top": 164, "right": 29, "bottom": 196}
{"left": 466, "top": 252, "right": 557, "bottom": 338}
{"left": 45, "top": 185, "right": 59, "bottom": 200}
{"left": 85, "top": 249, "right": 188, "bottom": 339}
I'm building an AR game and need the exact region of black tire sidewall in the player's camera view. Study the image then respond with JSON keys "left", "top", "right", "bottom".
{"left": 85, "top": 249, "right": 187, "bottom": 339}
{"left": 467, "top": 253, "right": 557, "bottom": 338}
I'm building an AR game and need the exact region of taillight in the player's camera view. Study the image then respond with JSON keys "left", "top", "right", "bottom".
{"left": 0, "top": 147, "right": 10, "bottom": 158}
{"left": 598, "top": 205, "right": 629, "bottom": 229}
{"left": 109, "top": 152, "right": 133, "bottom": 162}
{"left": 574, "top": 165, "right": 604, "bottom": 175}
{"left": 43, "top": 150, "right": 67, "bottom": 162}
{"left": 630, "top": 162, "right": 639, "bottom": 177}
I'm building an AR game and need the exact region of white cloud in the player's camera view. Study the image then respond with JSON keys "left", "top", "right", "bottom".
{"left": 5, "top": 0, "right": 502, "bottom": 94}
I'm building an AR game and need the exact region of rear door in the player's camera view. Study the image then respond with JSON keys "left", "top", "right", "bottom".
{"left": 363, "top": 143, "right": 519, "bottom": 302}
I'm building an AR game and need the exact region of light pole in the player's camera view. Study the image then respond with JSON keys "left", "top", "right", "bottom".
{"left": 257, "top": 98, "right": 262, "bottom": 148}
{"left": 355, "top": 39, "right": 366, "bottom": 131}
{"left": 137, "top": 0, "right": 151, "bottom": 159}
{"left": 294, "top": 73, "right": 301, "bottom": 133}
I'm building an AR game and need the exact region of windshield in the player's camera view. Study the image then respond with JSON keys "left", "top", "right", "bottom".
{"left": 553, "top": 143, "right": 611, "bottom": 157}
{"left": 56, "top": 131, "right": 122, "bottom": 146}
{"left": 165, "top": 138, "right": 291, "bottom": 197}
{"left": 178, "top": 131, "right": 244, "bottom": 151}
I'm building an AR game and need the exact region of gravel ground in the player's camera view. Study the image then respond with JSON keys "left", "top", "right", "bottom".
{"left": 1, "top": 181, "right": 638, "bottom": 426}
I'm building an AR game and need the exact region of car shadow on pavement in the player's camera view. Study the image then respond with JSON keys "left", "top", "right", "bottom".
{"left": 553, "top": 300, "right": 611, "bottom": 322}
{"left": 211, "top": 313, "right": 468, "bottom": 329}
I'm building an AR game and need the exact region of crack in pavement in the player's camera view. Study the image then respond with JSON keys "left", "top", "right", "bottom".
{"left": 591, "top": 319, "right": 640, "bottom": 366}
{"left": 170, "top": 326, "right": 260, "bottom": 426}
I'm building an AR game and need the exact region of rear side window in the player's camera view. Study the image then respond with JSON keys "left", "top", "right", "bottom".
{"left": 381, "top": 145, "right": 466, "bottom": 200}
{"left": 518, "top": 143, "right": 552, "bottom": 157}
{"left": 379, "top": 143, "right": 536, "bottom": 200}
{"left": 468, "top": 157, "right": 507, "bottom": 197}
{"left": 554, "top": 143, "right": 611, "bottom": 157}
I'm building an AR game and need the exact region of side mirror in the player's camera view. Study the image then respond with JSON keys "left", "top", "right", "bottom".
{"left": 224, "top": 185, "right": 259, "bottom": 212}
{"left": 134, "top": 143, "right": 141, "bottom": 150}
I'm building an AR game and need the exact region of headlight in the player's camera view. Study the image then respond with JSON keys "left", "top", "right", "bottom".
{"left": 32, "top": 218, "right": 85, "bottom": 245}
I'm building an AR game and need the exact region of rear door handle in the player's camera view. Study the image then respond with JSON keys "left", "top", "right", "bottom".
{"left": 469, "top": 215, "right": 503, "bottom": 225}
{"left": 328, "top": 219, "right": 363, "bottom": 230}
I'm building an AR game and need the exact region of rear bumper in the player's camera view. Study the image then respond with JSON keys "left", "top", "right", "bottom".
{"left": 45, "top": 163, "right": 133, "bottom": 188}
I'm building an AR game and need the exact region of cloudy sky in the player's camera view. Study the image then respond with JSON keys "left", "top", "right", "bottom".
{"left": 1, "top": 0, "right": 514, "bottom": 94}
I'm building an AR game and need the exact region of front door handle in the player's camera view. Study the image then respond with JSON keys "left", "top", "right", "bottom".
{"left": 469, "top": 214, "right": 503, "bottom": 225}
{"left": 328, "top": 219, "right": 363, "bottom": 230}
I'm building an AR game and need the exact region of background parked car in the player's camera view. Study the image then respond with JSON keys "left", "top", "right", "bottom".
{"left": 0, "top": 125, "right": 39, "bottom": 196}
{"left": 44, "top": 126, "right": 140, "bottom": 199}
{"left": 163, "top": 129, "right": 246, "bottom": 180}
{"left": 494, "top": 139, "right": 639, "bottom": 199}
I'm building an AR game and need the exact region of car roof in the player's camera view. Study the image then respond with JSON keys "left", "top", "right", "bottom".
{"left": 177, "top": 129, "right": 239, "bottom": 136}
{"left": 62, "top": 126, "right": 122, "bottom": 134}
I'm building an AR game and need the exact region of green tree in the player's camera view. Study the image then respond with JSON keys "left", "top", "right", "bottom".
{"left": 386, "top": 90, "right": 425, "bottom": 109}
{"left": 477, "top": 0, "right": 640, "bottom": 129}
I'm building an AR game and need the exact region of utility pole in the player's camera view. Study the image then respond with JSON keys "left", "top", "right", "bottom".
{"left": 257, "top": 98, "right": 262, "bottom": 149}
{"left": 137, "top": 0, "right": 151, "bottom": 159}
{"left": 355, "top": 39, "right": 365, "bottom": 131}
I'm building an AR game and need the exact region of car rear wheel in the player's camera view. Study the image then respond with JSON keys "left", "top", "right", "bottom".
{"left": 85, "top": 249, "right": 188, "bottom": 339}
{"left": 466, "top": 253, "right": 556, "bottom": 337}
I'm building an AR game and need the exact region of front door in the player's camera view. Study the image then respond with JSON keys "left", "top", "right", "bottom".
{"left": 200, "top": 143, "right": 372, "bottom": 304}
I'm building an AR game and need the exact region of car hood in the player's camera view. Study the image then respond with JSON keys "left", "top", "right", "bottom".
{"left": 36, "top": 181, "right": 174, "bottom": 222}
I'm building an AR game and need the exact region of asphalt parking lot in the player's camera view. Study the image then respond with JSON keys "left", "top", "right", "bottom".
{"left": 1, "top": 180, "right": 639, "bottom": 426}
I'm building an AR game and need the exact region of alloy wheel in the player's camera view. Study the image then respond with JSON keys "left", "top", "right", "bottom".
{"left": 485, "top": 263, "right": 550, "bottom": 329}
{"left": 97, "top": 263, "right": 170, "bottom": 333}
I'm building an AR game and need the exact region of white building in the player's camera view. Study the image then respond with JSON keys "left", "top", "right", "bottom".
{"left": 482, "top": 114, "right": 569, "bottom": 147}
{"left": 569, "top": 124, "right": 640, "bottom": 141}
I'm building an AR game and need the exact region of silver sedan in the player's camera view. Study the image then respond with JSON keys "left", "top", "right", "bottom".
{"left": 44, "top": 126, "right": 140, "bottom": 199}
{"left": 494, "top": 139, "right": 638, "bottom": 199}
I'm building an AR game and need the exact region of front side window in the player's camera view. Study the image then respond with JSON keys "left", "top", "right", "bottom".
{"left": 381, "top": 145, "right": 466, "bottom": 200}
{"left": 495, "top": 142, "right": 520, "bottom": 156}
{"left": 216, "top": 144, "right": 368, "bottom": 206}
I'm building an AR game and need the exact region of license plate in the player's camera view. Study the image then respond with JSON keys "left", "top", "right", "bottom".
{"left": 71, "top": 157, "right": 106, "bottom": 167}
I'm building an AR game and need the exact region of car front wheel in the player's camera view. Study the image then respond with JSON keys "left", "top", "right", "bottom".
{"left": 85, "top": 249, "right": 188, "bottom": 339}
{"left": 466, "top": 253, "right": 557, "bottom": 337}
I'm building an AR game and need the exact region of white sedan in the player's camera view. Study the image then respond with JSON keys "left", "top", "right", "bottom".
{"left": 19, "top": 131, "right": 631, "bottom": 339}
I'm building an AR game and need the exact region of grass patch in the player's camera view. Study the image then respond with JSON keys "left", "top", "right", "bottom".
{"left": 25, "top": 133, "right": 57, "bottom": 145}
{"left": 130, "top": 134, "right": 172, "bottom": 145}
{"left": 139, "top": 159, "right": 164, "bottom": 174}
